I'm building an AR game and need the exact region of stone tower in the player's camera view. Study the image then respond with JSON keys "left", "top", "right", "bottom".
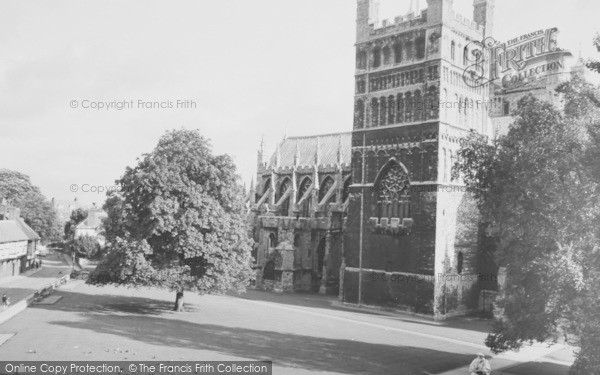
{"left": 342, "top": 0, "right": 494, "bottom": 318}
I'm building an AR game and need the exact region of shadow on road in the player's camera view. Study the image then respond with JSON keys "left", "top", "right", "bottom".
{"left": 34, "top": 289, "right": 475, "bottom": 375}
{"left": 234, "top": 289, "right": 493, "bottom": 334}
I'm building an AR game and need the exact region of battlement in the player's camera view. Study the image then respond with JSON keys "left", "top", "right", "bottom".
{"left": 372, "top": 9, "right": 427, "bottom": 31}
{"left": 357, "top": 0, "right": 494, "bottom": 43}
{"left": 452, "top": 10, "right": 485, "bottom": 34}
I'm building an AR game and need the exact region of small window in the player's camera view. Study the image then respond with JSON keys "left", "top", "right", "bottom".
{"left": 450, "top": 41, "right": 456, "bottom": 61}
{"left": 463, "top": 46, "right": 469, "bottom": 65}
{"left": 293, "top": 234, "right": 300, "bottom": 248}
{"left": 503, "top": 101, "right": 510, "bottom": 116}
{"left": 268, "top": 233, "right": 277, "bottom": 248}
{"left": 457, "top": 252, "right": 464, "bottom": 274}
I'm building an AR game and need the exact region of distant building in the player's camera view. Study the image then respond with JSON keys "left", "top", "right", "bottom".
{"left": 0, "top": 202, "right": 40, "bottom": 279}
{"left": 52, "top": 197, "right": 89, "bottom": 224}
{"left": 73, "top": 207, "right": 108, "bottom": 246}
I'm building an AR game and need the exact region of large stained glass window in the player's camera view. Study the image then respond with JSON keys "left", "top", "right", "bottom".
{"left": 376, "top": 163, "right": 411, "bottom": 219}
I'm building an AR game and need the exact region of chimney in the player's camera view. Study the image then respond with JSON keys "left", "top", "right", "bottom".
{"left": 8, "top": 207, "right": 21, "bottom": 220}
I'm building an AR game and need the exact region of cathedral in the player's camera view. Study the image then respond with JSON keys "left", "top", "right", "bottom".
{"left": 247, "top": 0, "right": 580, "bottom": 319}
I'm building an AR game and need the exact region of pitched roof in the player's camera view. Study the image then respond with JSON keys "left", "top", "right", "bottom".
{"left": 75, "top": 210, "right": 108, "bottom": 230}
{"left": 267, "top": 132, "right": 351, "bottom": 169}
{"left": 15, "top": 219, "right": 40, "bottom": 240}
{"left": 0, "top": 221, "right": 29, "bottom": 243}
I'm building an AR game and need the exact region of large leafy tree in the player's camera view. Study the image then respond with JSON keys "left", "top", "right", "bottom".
{"left": 88, "top": 129, "right": 254, "bottom": 311}
{"left": 0, "top": 169, "right": 62, "bottom": 243}
{"left": 455, "top": 78, "right": 600, "bottom": 374}
{"left": 100, "top": 190, "right": 128, "bottom": 246}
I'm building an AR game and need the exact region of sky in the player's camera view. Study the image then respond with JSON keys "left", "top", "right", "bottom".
{"left": 1, "top": 0, "right": 599, "bottom": 206}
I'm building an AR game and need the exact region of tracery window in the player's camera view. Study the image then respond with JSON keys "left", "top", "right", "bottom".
{"left": 277, "top": 178, "right": 291, "bottom": 215}
{"left": 376, "top": 163, "right": 411, "bottom": 220}
{"left": 319, "top": 176, "right": 336, "bottom": 203}
{"left": 297, "top": 177, "right": 312, "bottom": 217}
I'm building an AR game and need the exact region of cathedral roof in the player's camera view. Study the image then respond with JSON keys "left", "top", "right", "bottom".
{"left": 267, "top": 132, "right": 351, "bottom": 169}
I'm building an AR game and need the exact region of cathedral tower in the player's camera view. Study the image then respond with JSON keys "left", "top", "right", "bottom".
{"left": 343, "top": 0, "right": 493, "bottom": 318}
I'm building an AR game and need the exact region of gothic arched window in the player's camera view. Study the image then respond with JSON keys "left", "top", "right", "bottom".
{"left": 405, "top": 92, "right": 413, "bottom": 123}
{"left": 319, "top": 176, "right": 335, "bottom": 203}
{"left": 396, "top": 94, "right": 404, "bottom": 123}
{"left": 393, "top": 42, "right": 402, "bottom": 63}
{"left": 373, "top": 47, "right": 381, "bottom": 68}
{"left": 297, "top": 177, "right": 312, "bottom": 217}
{"left": 382, "top": 46, "right": 391, "bottom": 65}
{"left": 375, "top": 162, "right": 411, "bottom": 220}
{"left": 371, "top": 98, "right": 379, "bottom": 127}
{"left": 414, "top": 90, "right": 422, "bottom": 122}
{"left": 277, "top": 178, "right": 292, "bottom": 215}
{"left": 415, "top": 37, "right": 426, "bottom": 59}
{"left": 387, "top": 96, "right": 395, "bottom": 124}
{"left": 354, "top": 100, "right": 365, "bottom": 128}
{"left": 450, "top": 40, "right": 456, "bottom": 61}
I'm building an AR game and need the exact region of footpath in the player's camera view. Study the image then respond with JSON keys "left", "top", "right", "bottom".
{"left": 0, "top": 251, "right": 72, "bottom": 325}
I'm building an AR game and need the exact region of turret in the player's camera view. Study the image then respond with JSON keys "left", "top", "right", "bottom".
{"left": 257, "top": 136, "right": 266, "bottom": 173}
{"left": 473, "top": 0, "right": 494, "bottom": 37}
{"left": 426, "top": 0, "right": 453, "bottom": 25}
{"left": 356, "top": 0, "right": 372, "bottom": 44}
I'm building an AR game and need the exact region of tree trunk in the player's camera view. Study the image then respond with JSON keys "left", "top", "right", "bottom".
{"left": 174, "top": 290, "right": 184, "bottom": 312}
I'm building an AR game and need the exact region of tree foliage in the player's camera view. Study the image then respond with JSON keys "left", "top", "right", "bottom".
{"left": 455, "top": 78, "right": 600, "bottom": 374}
{"left": 0, "top": 169, "right": 62, "bottom": 243}
{"left": 100, "top": 191, "right": 127, "bottom": 246}
{"left": 64, "top": 208, "right": 87, "bottom": 240}
{"left": 586, "top": 33, "right": 600, "bottom": 74}
{"left": 68, "top": 235, "right": 101, "bottom": 259}
{"left": 88, "top": 129, "right": 254, "bottom": 299}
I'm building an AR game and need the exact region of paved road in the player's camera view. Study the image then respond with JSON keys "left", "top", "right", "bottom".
{"left": 0, "top": 282, "right": 574, "bottom": 374}
{"left": 0, "top": 252, "right": 71, "bottom": 305}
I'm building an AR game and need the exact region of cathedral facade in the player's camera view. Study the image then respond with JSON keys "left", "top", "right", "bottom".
{"left": 248, "top": 0, "right": 579, "bottom": 319}
{"left": 249, "top": 134, "right": 351, "bottom": 294}
{"left": 342, "top": 0, "right": 495, "bottom": 318}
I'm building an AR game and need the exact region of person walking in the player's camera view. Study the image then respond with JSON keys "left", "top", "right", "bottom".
{"left": 2, "top": 294, "right": 9, "bottom": 310}
{"left": 469, "top": 352, "right": 491, "bottom": 375}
